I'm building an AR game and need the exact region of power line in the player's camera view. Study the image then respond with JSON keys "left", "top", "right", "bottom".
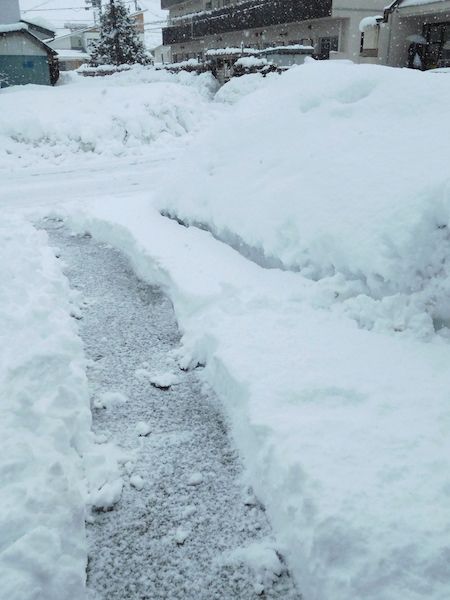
{"left": 23, "top": 0, "right": 143, "bottom": 12}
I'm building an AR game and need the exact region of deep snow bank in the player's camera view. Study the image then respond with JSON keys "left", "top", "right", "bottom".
{"left": 0, "top": 217, "right": 125, "bottom": 599}
{"left": 0, "top": 218, "right": 91, "bottom": 600}
{"left": 0, "top": 66, "right": 217, "bottom": 169}
{"left": 66, "top": 200, "right": 450, "bottom": 600}
{"left": 160, "top": 62, "right": 450, "bottom": 338}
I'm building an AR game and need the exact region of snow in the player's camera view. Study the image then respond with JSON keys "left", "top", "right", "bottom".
{"left": 218, "top": 540, "right": 284, "bottom": 595}
{"left": 129, "top": 474, "right": 144, "bottom": 491}
{"left": 89, "top": 478, "right": 123, "bottom": 510}
{"left": 160, "top": 61, "right": 450, "bottom": 340}
{"left": 93, "top": 391, "right": 128, "bottom": 409}
{"left": 174, "top": 527, "right": 189, "bottom": 545}
{"left": 0, "top": 217, "right": 90, "bottom": 600}
{"left": 135, "top": 421, "right": 151, "bottom": 436}
{"left": 205, "top": 47, "right": 259, "bottom": 56}
{"left": 359, "top": 16, "right": 382, "bottom": 32}
{"left": 187, "top": 472, "right": 204, "bottom": 486}
{"left": 215, "top": 73, "right": 275, "bottom": 104}
{"left": 3, "top": 59, "right": 450, "bottom": 600}
{"left": 235, "top": 56, "right": 268, "bottom": 69}
{"left": 0, "top": 65, "right": 217, "bottom": 170}
{"left": 0, "top": 22, "right": 28, "bottom": 33}
{"left": 149, "top": 371, "right": 180, "bottom": 388}
{"left": 57, "top": 49, "right": 90, "bottom": 60}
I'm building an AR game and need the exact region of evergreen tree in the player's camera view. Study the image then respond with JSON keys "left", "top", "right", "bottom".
{"left": 89, "top": 0, "right": 149, "bottom": 66}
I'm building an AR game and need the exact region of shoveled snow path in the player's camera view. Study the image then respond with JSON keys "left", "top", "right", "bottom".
{"left": 45, "top": 221, "right": 300, "bottom": 600}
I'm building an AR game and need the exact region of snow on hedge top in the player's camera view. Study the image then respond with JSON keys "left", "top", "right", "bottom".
{"left": 159, "top": 61, "right": 450, "bottom": 338}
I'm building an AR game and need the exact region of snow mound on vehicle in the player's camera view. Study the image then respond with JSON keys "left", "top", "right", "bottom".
{"left": 0, "top": 67, "right": 216, "bottom": 167}
{"left": 159, "top": 61, "right": 450, "bottom": 338}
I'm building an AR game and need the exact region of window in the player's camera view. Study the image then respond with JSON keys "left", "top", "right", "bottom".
{"left": 318, "top": 36, "right": 338, "bottom": 59}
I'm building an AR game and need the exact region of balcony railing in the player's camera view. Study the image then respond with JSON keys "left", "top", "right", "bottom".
{"left": 162, "top": 0, "right": 333, "bottom": 45}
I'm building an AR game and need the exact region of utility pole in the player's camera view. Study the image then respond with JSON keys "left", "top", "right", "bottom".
{"left": 110, "top": 0, "right": 122, "bottom": 65}
{"left": 86, "top": 0, "right": 102, "bottom": 24}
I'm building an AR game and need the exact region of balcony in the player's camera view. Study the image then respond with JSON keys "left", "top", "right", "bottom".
{"left": 162, "top": 0, "right": 333, "bottom": 45}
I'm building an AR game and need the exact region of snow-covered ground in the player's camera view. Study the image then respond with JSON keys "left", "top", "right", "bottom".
{"left": 2, "top": 63, "right": 450, "bottom": 600}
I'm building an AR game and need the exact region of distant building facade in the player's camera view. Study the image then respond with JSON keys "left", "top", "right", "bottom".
{"left": 157, "top": 0, "right": 388, "bottom": 64}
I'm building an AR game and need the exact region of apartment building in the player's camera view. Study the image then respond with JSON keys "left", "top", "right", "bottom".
{"left": 158, "top": 0, "right": 388, "bottom": 64}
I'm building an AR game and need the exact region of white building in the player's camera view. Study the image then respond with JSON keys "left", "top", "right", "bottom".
{"left": 158, "top": 0, "right": 388, "bottom": 64}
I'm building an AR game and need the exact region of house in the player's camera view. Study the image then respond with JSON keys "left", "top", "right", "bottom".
{"left": 379, "top": 0, "right": 450, "bottom": 69}
{"left": 158, "top": 0, "right": 389, "bottom": 64}
{"left": 0, "top": 0, "right": 58, "bottom": 87}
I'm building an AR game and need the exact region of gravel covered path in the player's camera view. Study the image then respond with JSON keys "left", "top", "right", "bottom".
{"left": 45, "top": 221, "right": 300, "bottom": 600}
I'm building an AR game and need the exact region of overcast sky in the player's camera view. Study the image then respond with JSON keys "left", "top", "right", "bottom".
{"left": 19, "top": 0, "right": 167, "bottom": 48}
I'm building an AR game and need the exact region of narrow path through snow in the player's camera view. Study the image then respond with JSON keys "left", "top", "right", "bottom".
{"left": 44, "top": 221, "right": 300, "bottom": 600}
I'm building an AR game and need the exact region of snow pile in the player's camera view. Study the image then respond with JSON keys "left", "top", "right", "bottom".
{"left": 0, "top": 66, "right": 216, "bottom": 168}
{"left": 0, "top": 217, "right": 91, "bottom": 600}
{"left": 0, "top": 216, "right": 127, "bottom": 598}
{"left": 66, "top": 199, "right": 450, "bottom": 600}
{"left": 214, "top": 72, "right": 273, "bottom": 104}
{"left": 159, "top": 61, "right": 450, "bottom": 338}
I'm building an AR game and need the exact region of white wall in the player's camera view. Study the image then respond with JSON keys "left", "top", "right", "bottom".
{"left": 0, "top": 0, "right": 21, "bottom": 25}
{"left": 332, "top": 0, "right": 387, "bottom": 61}
{"left": 383, "top": 2, "right": 450, "bottom": 67}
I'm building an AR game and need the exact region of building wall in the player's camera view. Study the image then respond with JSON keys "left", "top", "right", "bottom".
{"left": 0, "top": 32, "right": 51, "bottom": 87}
{"left": 0, "top": 0, "right": 21, "bottom": 25}
{"left": 382, "top": 1, "right": 450, "bottom": 67}
{"left": 168, "top": 17, "right": 341, "bottom": 62}
{"left": 331, "top": 0, "right": 387, "bottom": 62}
{"left": 162, "top": 0, "right": 396, "bottom": 64}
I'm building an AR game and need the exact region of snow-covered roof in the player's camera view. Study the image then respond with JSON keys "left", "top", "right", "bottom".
{"left": 21, "top": 15, "right": 55, "bottom": 33}
{"left": 261, "top": 44, "right": 314, "bottom": 54}
{"left": 205, "top": 47, "right": 259, "bottom": 57}
{"left": 56, "top": 49, "right": 90, "bottom": 60}
{"left": 0, "top": 22, "right": 28, "bottom": 34}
